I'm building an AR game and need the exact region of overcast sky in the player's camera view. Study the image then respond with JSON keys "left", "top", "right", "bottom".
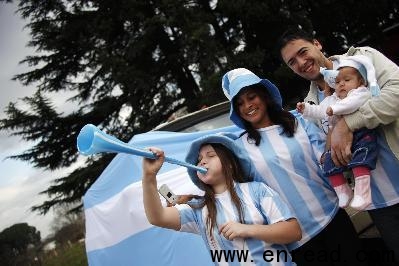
{"left": 0, "top": 2, "right": 79, "bottom": 239}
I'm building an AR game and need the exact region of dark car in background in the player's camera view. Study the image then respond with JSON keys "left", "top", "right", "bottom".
{"left": 154, "top": 101, "right": 232, "bottom": 133}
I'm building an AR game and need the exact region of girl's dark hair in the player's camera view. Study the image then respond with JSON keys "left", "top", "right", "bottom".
{"left": 193, "top": 143, "right": 246, "bottom": 237}
{"left": 233, "top": 83, "right": 297, "bottom": 146}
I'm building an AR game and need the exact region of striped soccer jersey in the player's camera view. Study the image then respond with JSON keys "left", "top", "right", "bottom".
{"left": 177, "top": 181, "right": 296, "bottom": 266}
{"left": 235, "top": 115, "right": 339, "bottom": 250}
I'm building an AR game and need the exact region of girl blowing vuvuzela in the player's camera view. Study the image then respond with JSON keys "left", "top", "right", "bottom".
{"left": 141, "top": 134, "right": 301, "bottom": 265}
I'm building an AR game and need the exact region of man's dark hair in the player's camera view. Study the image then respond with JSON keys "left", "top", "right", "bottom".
{"left": 277, "top": 27, "right": 315, "bottom": 54}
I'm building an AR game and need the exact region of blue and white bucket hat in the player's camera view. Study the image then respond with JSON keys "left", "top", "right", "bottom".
{"left": 185, "top": 134, "right": 255, "bottom": 190}
{"left": 222, "top": 68, "right": 283, "bottom": 129}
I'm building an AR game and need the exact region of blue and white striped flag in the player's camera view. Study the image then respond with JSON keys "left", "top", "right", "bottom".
{"left": 83, "top": 125, "right": 241, "bottom": 265}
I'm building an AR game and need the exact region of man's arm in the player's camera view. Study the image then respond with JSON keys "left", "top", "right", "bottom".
{"left": 330, "top": 118, "right": 353, "bottom": 166}
{"left": 344, "top": 47, "right": 399, "bottom": 130}
{"left": 331, "top": 47, "right": 399, "bottom": 165}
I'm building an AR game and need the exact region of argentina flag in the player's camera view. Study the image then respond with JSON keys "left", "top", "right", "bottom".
{"left": 83, "top": 125, "right": 242, "bottom": 265}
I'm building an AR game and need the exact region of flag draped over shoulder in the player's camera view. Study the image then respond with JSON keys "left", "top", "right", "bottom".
{"left": 83, "top": 125, "right": 242, "bottom": 265}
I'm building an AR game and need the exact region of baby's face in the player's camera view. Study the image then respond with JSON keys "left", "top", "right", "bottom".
{"left": 335, "top": 67, "right": 365, "bottom": 99}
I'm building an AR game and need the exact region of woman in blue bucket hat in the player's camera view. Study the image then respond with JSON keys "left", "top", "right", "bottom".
{"left": 141, "top": 134, "right": 302, "bottom": 265}
{"left": 222, "top": 68, "right": 366, "bottom": 266}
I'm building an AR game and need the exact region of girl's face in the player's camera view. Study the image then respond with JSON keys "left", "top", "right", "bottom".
{"left": 196, "top": 144, "right": 225, "bottom": 187}
{"left": 236, "top": 88, "right": 271, "bottom": 129}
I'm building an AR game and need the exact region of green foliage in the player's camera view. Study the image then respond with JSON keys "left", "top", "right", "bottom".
{"left": 1, "top": 0, "right": 399, "bottom": 215}
{"left": 42, "top": 242, "right": 86, "bottom": 266}
{"left": 0, "top": 223, "right": 41, "bottom": 265}
{"left": 50, "top": 206, "right": 85, "bottom": 247}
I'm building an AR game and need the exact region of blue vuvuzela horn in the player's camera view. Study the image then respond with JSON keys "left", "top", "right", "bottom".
{"left": 76, "top": 124, "right": 207, "bottom": 174}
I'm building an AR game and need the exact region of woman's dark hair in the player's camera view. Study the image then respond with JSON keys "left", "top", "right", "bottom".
{"left": 233, "top": 83, "right": 297, "bottom": 146}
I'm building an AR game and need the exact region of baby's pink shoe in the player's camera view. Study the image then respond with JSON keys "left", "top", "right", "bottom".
{"left": 334, "top": 183, "right": 353, "bottom": 208}
{"left": 350, "top": 175, "right": 372, "bottom": 210}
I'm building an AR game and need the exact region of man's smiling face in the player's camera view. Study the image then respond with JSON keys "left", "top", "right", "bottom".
{"left": 280, "top": 38, "right": 328, "bottom": 82}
